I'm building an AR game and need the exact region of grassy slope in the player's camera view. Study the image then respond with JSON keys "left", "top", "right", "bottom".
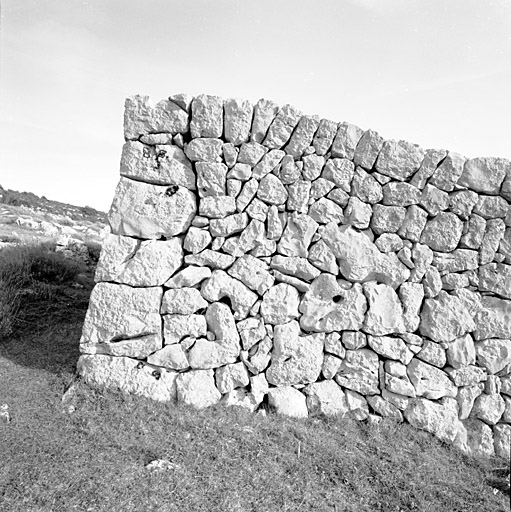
{"left": 0, "top": 246, "right": 509, "bottom": 512}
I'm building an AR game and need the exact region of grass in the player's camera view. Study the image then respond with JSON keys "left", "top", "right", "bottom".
{"left": 0, "top": 243, "right": 509, "bottom": 512}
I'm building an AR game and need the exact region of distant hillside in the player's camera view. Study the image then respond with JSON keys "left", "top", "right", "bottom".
{"left": 0, "top": 185, "right": 107, "bottom": 224}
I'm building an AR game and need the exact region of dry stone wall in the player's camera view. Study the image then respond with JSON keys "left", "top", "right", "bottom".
{"left": 78, "top": 93, "right": 511, "bottom": 459}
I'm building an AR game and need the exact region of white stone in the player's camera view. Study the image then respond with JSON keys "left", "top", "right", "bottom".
{"left": 321, "top": 158, "right": 355, "bottom": 192}
{"left": 371, "top": 205, "right": 406, "bottom": 235}
{"left": 224, "top": 98, "right": 253, "bottom": 145}
{"left": 398, "top": 205, "right": 428, "bottom": 242}
{"left": 108, "top": 177, "right": 196, "bottom": 239}
{"left": 409, "top": 148, "right": 448, "bottom": 189}
{"left": 322, "top": 354, "right": 343, "bottom": 379}
{"left": 81, "top": 283, "right": 162, "bottom": 346}
{"left": 147, "top": 344, "right": 189, "bottom": 371}
{"left": 287, "top": 180, "right": 311, "bottom": 213}
{"left": 446, "top": 334, "right": 476, "bottom": 369}
{"left": 344, "top": 197, "right": 372, "bottom": 229}
{"left": 420, "top": 212, "right": 463, "bottom": 252}
{"left": 257, "top": 174, "right": 288, "bottom": 205}
{"left": 308, "top": 240, "right": 339, "bottom": 274}
{"left": 266, "top": 321, "right": 324, "bottom": 385}
{"left": 267, "top": 386, "right": 308, "bottom": 418}
{"left": 78, "top": 354, "right": 178, "bottom": 402}
{"left": 457, "top": 157, "right": 509, "bottom": 194}
{"left": 120, "top": 141, "right": 195, "bottom": 189}
{"left": 163, "top": 314, "right": 207, "bottom": 345}
{"left": 222, "top": 143, "right": 238, "bottom": 167}
{"left": 260, "top": 283, "right": 300, "bottom": 325}
{"left": 184, "top": 227, "right": 212, "bottom": 254}
{"left": 473, "top": 296, "right": 511, "bottom": 340}
{"left": 237, "top": 317, "right": 266, "bottom": 351}
{"left": 270, "top": 255, "right": 320, "bottom": 281}
{"left": 313, "top": 118, "right": 338, "bottom": 156}
{"left": 176, "top": 369, "right": 222, "bottom": 408}
{"left": 215, "top": 362, "right": 250, "bottom": 394}
{"left": 196, "top": 162, "right": 228, "bottom": 197}
{"left": 263, "top": 104, "right": 302, "bottom": 149}
{"left": 209, "top": 213, "right": 248, "bottom": 237}
{"left": 278, "top": 213, "right": 318, "bottom": 258}
{"left": 190, "top": 95, "right": 223, "bottom": 138}
{"left": 161, "top": 288, "right": 208, "bottom": 315}
{"left": 479, "top": 262, "right": 511, "bottom": 299}
{"left": 429, "top": 152, "right": 466, "bottom": 192}
{"left": 302, "top": 154, "right": 325, "bottom": 180}
{"left": 184, "top": 249, "right": 235, "bottom": 270}
{"left": 407, "top": 359, "right": 457, "bottom": 399}
{"left": 445, "top": 365, "right": 487, "bottom": 387}
{"left": 475, "top": 338, "right": 511, "bottom": 375}
{"left": 342, "top": 331, "right": 367, "bottom": 350}
{"left": 227, "top": 255, "right": 274, "bottom": 295}
{"left": 201, "top": 270, "right": 258, "bottom": 320}
{"left": 454, "top": 419, "right": 495, "bottom": 457}
{"left": 266, "top": 206, "right": 284, "bottom": 241}
{"left": 286, "top": 115, "right": 320, "bottom": 158}
{"left": 457, "top": 384, "right": 484, "bottom": 419}
{"left": 398, "top": 282, "right": 424, "bottom": 332}
{"left": 367, "top": 335, "right": 412, "bottom": 364}
{"left": 416, "top": 339, "right": 446, "bottom": 368}
{"left": 238, "top": 142, "right": 268, "bottom": 167}
{"left": 471, "top": 393, "right": 505, "bottom": 425}
{"left": 375, "top": 234, "right": 404, "bottom": 253}
{"left": 95, "top": 235, "right": 183, "bottom": 287}
{"left": 351, "top": 168, "right": 383, "bottom": 204}
{"left": 331, "top": 122, "right": 364, "bottom": 160}
{"left": 184, "top": 138, "right": 223, "bottom": 162}
{"left": 304, "top": 380, "right": 349, "bottom": 417}
{"left": 493, "top": 424, "right": 511, "bottom": 459}
{"left": 367, "top": 395, "right": 403, "bottom": 421}
{"left": 363, "top": 282, "right": 406, "bottom": 336}
{"left": 251, "top": 98, "right": 279, "bottom": 144}
{"left": 353, "top": 129, "right": 384, "bottom": 170}
{"left": 419, "top": 184, "right": 449, "bottom": 215}
{"left": 449, "top": 190, "right": 479, "bottom": 219}
{"left": 336, "top": 349, "right": 380, "bottom": 395}
{"left": 252, "top": 149, "right": 286, "bottom": 180}
{"left": 375, "top": 139, "right": 425, "bottom": 181}
{"left": 299, "top": 274, "right": 367, "bottom": 333}
{"left": 246, "top": 198, "right": 269, "bottom": 222}
{"left": 199, "top": 195, "right": 237, "bottom": 218}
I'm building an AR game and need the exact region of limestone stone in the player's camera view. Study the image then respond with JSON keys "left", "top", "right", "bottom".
{"left": 454, "top": 419, "right": 495, "bottom": 457}
{"left": 184, "top": 138, "right": 223, "bottom": 162}
{"left": 199, "top": 196, "right": 237, "bottom": 219}
{"left": 419, "top": 289, "right": 481, "bottom": 343}
{"left": 164, "top": 266, "right": 211, "bottom": 289}
{"left": 266, "top": 321, "right": 323, "bottom": 386}
{"left": 322, "top": 354, "right": 343, "bottom": 380}
{"left": 493, "top": 424, "right": 511, "bottom": 459}
{"left": 81, "top": 283, "right": 162, "bottom": 346}
{"left": 322, "top": 223, "right": 409, "bottom": 288}
{"left": 479, "top": 262, "right": 511, "bottom": 299}
{"left": 227, "top": 255, "right": 274, "bottom": 295}
{"left": 441, "top": 273, "right": 469, "bottom": 290}
{"left": 383, "top": 182, "right": 421, "bottom": 207}
{"left": 196, "top": 162, "right": 228, "bottom": 197}
{"left": 221, "top": 389, "right": 259, "bottom": 412}
{"left": 457, "top": 384, "right": 484, "bottom": 419}
{"left": 236, "top": 179, "right": 259, "bottom": 212}
{"left": 313, "top": 119, "right": 338, "bottom": 156}
{"left": 192, "top": 216, "right": 210, "bottom": 227}
{"left": 187, "top": 303, "right": 240, "bottom": 368}
{"left": 420, "top": 212, "right": 463, "bottom": 252}
{"left": 302, "top": 154, "right": 325, "bottom": 181}
{"left": 184, "top": 227, "right": 212, "bottom": 254}
{"left": 260, "top": 283, "right": 300, "bottom": 325}
{"left": 384, "top": 361, "right": 416, "bottom": 397}
{"left": 351, "top": 167, "right": 383, "bottom": 204}
{"left": 381, "top": 389, "right": 410, "bottom": 411}
{"left": 285, "top": 115, "right": 320, "bottom": 158}
{"left": 161, "top": 288, "right": 208, "bottom": 316}
{"left": 263, "top": 104, "right": 302, "bottom": 149}
{"left": 237, "top": 317, "right": 265, "bottom": 351}
{"left": 407, "top": 359, "right": 457, "bottom": 399}
{"left": 124, "top": 95, "right": 188, "bottom": 139}
{"left": 308, "top": 240, "right": 338, "bottom": 274}
{"left": 503, "top": 395, "right": 511, "bottom": 422}
{"left": 267, "top": 386, "right": 308, "bottom": 418}
{"left": 416, "top": 340, "right": 446, "bottom": 368}
{"left": 398, "top": 283, "right": 424, "bottom": 332}
{"left": 331, "top": 122, "right": 364, "bottom": 160}
{"left": 419, "top": 184, "right": 449, "bottom": 215}
{"left": 228, "top": 163, "right": 252, "bottom": 181}
{"left": 176, "top": 369, "right": 221, "bottom": 409}
{"left": 460, "top": 214, "right": 486, "bottom": 250}
{"left": 433, "top": 249, "right": 478, "bottom": 273}
{"left": 367, "top": 335, "right": 412, "bottom": 364}
{"left": 184, "top": 249, "right": 235, "bottom": 270}
{"left": 80, "top": 332, "right": 161, "bottom": 359}
{"left": 78, "top": 354, "right": 177, "bottom": 402}
{"left": 502, "top": 376, "right": 511, "bottom": 396}
{"left": 398, "top": 205, "right": 428, "bottom": 242}
{"left": 252, "top": 149, "right": 285, "bottom": 180}
{"left": 304, "top": 380, "right": 349, "bottom": 417}
{"left": 342, "top": 331, "right": 367, "bottom": 350}
{"left": 190, "top": 95, "right": 223, "bottom": 138}
{"left": 251, "top": 239, "right": 277, "bottom": 258}
{"left": 336, "top": 349, "right": 380, "bottom": 395}
{"left": 457, "top": 157, "right": 509, "bottom": 194}
{"left": 445, "top": 365, "right": 487, "bottom": 387}
{"left": 471, "top": 393, "right": 505, "bottom": 425}
{"left": 95, "top": 235, "right": 183, "bottom": 287}
{"left": 251, "top": 98, "right": 279, "bottom": 144}
{"left": 270, "top": 255, "right": 320, "bottom": 282}
{"left": 327, "top": 188, "right": 350, "bottom": 207}
{"left": 215, "top": 362, "right": 250, "bottom": 394}
{"left": 224, "top": 98, "right": 253, "bottom": 145}
{"left": 163, "top": 314, "right": 207, "bottom": 345}
{"left": 448, "top": 190, "right": 479, "bottom": 219}
{"left": 409, "top": 148, "right": 447, "bottom": 189}
{"left": 278, "top": 213, "right": 318, "bottom": 258}
{"left": 246, "top": 198, "right": 269, "bottom": 222}
{"left": 499, "top": 228, "right": 511, "bottom": 264}
{"left": 473, "top": 296, "right": 511, "bottom": 340}
{"left": 299, "top": 275, "right": 366, "bottom": 333}
{"left": 344, "top": 389, "right": 370, "bottom": 420}
{"left": 344, "top": 197, "right": 372, "bottom": 229}
{"left": 321, "top": 158, "right": 355, "bottom": 192}
{"left": 473, "top": 195, "right": 509, "bottom": 219}
{"left": 209, "top": 213, "right": 248, "bottom": 237}
{"left": 147, "top": 344, "right": 190, "bottom": 371}
{"left": 108, "top": 177, "right": 196, "bottom": 239}
{"left": 242, "top": 336, "right": 272, "bottom": 374}
{"left": 428, "top": 152, "right": 465, "bottom": 191}
{"left": 363, "top": 282, "right": 406, "bottom": 336}
{"left": 475, "top": 338, "right": 511, "bottom": 375}
{"left": 257, "top": 174, "right": 288, "bottom": 205}
{"left": 371, "top": 205, "right": 406, "bottom": 235}
{"left": 373, "top": 139, "right": 424, "bottom": 182}
{"left": 446, "top": 334, "right": 476, "bottom": 369}
{"left": 201, "top": 270, "right": 258, "bottom": 320}
{"left": 120, "top": 141, "right": 195, "bottom": 190}
{"left": 308, "top": 198, "right": 344, "bottom": 224}
{"left": 324, "top": 332, "right": 345, "bottom": 358}
{"left": 266, "top": 206, "right": 284, "bottom": 241}
{"left": 234, "top": 219, "right": 265, "bottom": 255}
{"left": 222, "top": 143, "right": 238, "bottom": 167}
{"left": 277, "top": 155, "right": 301, "bottom": 185}
{"left": 479, "top": 219, "right": 506, "bottom": 264}
{"left": 408, "top": 243, "right": 434, "bottom": 282}
{"left": 404, "top": 397, "right": 459, "bottom": 443}
{"left": 287, "top": 180, "right": 311, "bottom": 212}
{"left": 367, "top": 395, "right": 403, "bottom": 421}
{"left": 310, "top": 178, "right": 335, "bottom": 201}
{"left": 375, "top": 234, "right": 404, "bottom": 253}
{"left": 353, "top": 130, "right": 384, "bottom": 170}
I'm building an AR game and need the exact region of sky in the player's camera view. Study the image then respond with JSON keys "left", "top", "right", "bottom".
{"left": 1, "top": 0, "right": 510, "bottom": 212}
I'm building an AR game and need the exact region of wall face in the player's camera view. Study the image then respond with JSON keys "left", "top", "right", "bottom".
{"left": 78, "top": 93, "right": 511, "bottom": 459}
